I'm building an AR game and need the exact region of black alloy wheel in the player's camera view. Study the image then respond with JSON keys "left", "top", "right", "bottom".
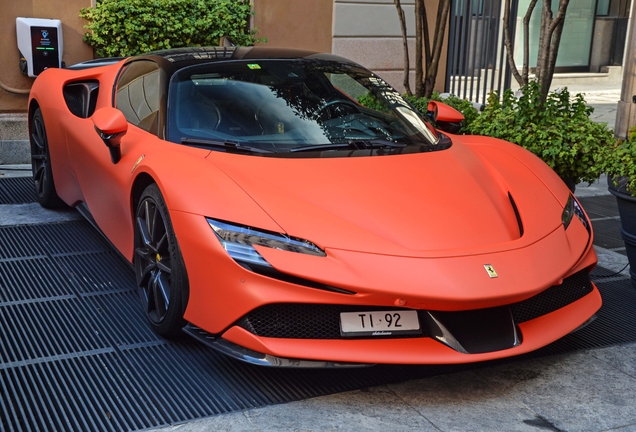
{"left": 30, "top": 107, "right": 63, "bottom": 208}
{"left": 134, "top": 184, "right": 188, "bottom": 337}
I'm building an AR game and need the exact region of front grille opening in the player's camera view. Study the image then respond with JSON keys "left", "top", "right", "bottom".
{"left": 511, "top": 269, "right": 593, "bottom": 323}
{"left": 237, "top": 269, "right": 593, "bottom": 340}
{"left": 237, "top": 304, "right": 428, "bottom": 340}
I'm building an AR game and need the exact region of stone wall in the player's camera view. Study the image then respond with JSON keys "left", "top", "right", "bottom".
{"left": 332, "top": 0, "right": 447, "bottom": 94}
{"left": 254, "top": 0, "right": 448, "bottom": 94}
{"left": 0, "top": 114, "right": 28, "bottom": 165}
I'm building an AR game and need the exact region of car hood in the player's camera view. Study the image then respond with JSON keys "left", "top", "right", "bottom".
{"left": 206, "top": 139, "right": 566, "bottom": 258}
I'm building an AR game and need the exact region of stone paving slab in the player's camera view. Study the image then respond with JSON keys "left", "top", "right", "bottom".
{"left": 158, "top": 345, "right": 636, "bottom": 432}
{"left": 476, "top": 350, "right": 636, "bottom": 431}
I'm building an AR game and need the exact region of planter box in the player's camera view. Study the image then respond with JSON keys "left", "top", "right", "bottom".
{"left": 608, "top": 176, "right": 636, "bottom": 288}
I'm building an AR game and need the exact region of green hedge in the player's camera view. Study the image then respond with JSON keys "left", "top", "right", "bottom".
{"left": 80, "top": 0, "right": 262, "bottom": 58}
{"left": 466, "top": 81, "right": 614, "bottom": 185}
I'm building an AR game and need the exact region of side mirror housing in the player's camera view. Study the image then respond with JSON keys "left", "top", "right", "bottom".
{"left": 427, "top": 101, "right": 464, "bottom": 134}
{"left": 92, "top": 107, "right": 128, "bottom": 164}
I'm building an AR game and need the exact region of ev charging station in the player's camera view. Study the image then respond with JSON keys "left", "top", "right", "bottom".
{"left": 16, "top": 17, "right": 63, "bottom": 78}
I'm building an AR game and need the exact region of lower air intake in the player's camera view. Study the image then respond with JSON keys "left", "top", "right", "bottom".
{"left": 238, "top": 270, "right": 593, "bottom": 339}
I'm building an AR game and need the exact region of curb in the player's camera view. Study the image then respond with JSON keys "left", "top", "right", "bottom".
{"left": 0, "top": 113, "right": 29, "bottom": 164}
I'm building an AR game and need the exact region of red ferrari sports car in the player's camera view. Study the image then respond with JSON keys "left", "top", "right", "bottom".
{"left": 28, "top": 46, "right": 600, "bottom": 367}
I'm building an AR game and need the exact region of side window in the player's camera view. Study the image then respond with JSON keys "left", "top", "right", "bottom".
{"left": 115, "top": 60, "right": 165, "bottom": 135}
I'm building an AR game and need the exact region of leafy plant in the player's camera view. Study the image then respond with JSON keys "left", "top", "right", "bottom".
{"left": 80, "top": 0, "right": 264, "bottom": 58}
{"left": 603, "top": 126, "right": 636, "bottom": 193}
{"left": 466, "top": 81, "right": 614, "bottom": 185}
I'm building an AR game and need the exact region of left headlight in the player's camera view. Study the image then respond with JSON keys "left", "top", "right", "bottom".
{"left": 207, "top": 218, "right": 326, "bottom": 267}
{"left": 562, "top": 195, "right": 590, "bottom": 232}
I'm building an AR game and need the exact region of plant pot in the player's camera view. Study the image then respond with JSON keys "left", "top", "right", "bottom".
{"left": 608, "top": 176, "right": 636, "bottom": 289}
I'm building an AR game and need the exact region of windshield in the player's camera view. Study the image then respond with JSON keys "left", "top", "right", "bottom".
{"left": 167, "top": 58, "right": 445, "bottom": 155}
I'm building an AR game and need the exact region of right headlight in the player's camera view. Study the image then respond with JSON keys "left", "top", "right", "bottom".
{"left": 562, "top": 195, "right": 590, "bottom": 232}
{"left": 207, "top": 218, "right": 326, "bottom": 267}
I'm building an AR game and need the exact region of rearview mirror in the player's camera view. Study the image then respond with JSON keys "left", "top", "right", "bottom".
{"left": 92, "top": 107, "right": 128, "bottom": 164}
{"left": 427, "top": 101, "right": 464, "bottom": 134}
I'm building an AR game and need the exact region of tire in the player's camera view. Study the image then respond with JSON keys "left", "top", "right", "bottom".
{"left": 30, "top": 107, "right": 64, "bottom": 208}
{"left": 134, "top": 183, "right": 189, "bottom": 337}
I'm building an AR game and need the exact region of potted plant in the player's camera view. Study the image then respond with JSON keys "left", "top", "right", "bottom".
{"left": 604, "top": 126, "right": 636, "bottom": 288}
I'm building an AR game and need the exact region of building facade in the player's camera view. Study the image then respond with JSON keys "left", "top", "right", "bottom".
{"left": 0, "top": 0, "right": 631, "bottom": 113}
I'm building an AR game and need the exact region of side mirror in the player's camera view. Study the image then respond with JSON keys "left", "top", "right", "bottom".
{"left": 92, "top": 107, "right": 128, "bottom": 164}
{"left": 427, "top": 101, "right": 464, "bottom": 134}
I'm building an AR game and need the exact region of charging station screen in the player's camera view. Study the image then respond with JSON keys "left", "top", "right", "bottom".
{"left": 30, "top": 26, "right": 59, "bottom": 75}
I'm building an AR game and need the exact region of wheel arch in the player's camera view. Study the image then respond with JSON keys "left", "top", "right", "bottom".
{"left": 131, "top": 175, "right": 190, "bottom": 337}
{"left": 28, "top": 99, "right": 41, "bottom": 133}
{"left": 130, "top": 172, "right": 157, "bottom": 224}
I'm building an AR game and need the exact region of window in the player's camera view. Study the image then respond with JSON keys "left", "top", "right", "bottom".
{"left": 596, "top": 0, "right": 610, "bottom": 16}
{"left": 167, "top": 60, "right": 441, "bottom": 154}
{"left": 115, "top": 60, "right": 165, "bottom": 135}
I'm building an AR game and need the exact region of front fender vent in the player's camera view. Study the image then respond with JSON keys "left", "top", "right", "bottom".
{"left": 63, "top": 81, "right": 99, "bottom": 119}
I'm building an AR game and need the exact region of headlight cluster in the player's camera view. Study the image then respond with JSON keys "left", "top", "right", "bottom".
{"left": 562, "top": 195, "right": 590, "bottom": 232}
{"left": 207, "top": 218, "right": 326, "bottom": 267}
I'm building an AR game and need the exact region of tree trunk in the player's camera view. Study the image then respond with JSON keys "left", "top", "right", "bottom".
{"left": 521, "top": 0, "right": 539, "bottom": 83}
{"left": 537, "top": 0, "right": 569, "bottom": 98}
{"left": 394, "top": 0, "right": 412, "bottom": 96}
{"left": 423, "top": 0, "right": 451, "bottom": 97}
{"left": 534, "top": 1, "right": 552, "bottom": 89}
{"left": 503, "top": 0, "right": 569, "bottom": 101}
{"left": 414, "top": 0, "right": 425, "bottom": 97}
{"left": 503, "top": 0, "right": 525, "bottom": 87}
{"left": 394, "top": 0, "right": 451, "bottom": 98}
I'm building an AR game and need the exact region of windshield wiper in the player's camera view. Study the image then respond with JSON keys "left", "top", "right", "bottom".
{"left": 181, "top": 138, "right": 273, "bottom": 154}
{"left": 290, "top": 139, "right": 407, "bottom": 153}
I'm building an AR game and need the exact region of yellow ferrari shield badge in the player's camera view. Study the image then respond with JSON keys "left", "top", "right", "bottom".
{"left": 484, "top": 264, "right": 498, "bottom": 278}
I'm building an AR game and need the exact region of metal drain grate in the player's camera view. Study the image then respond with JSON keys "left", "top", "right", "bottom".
{"left": 0, "top": 176, "right": 36, "bottom": 204}
{"left": 532, "top": 277, "right": 636, "bottom": 356}
{"left": 578, "top": 195, "right": 626, "bottom": 254}
{"left": 1, "top": 212, "right": 635, "bottom": 431}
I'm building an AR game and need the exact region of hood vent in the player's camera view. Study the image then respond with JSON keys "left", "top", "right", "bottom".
{"left": 508, "top": 192, "right": 524, "bottom": 237}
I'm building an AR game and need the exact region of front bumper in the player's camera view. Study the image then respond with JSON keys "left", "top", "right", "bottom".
{"left": 185, "top": 276, "right": 601, "bottom": 366}
{"left": 170, "top": 209, "right": 599, "bottom": 366}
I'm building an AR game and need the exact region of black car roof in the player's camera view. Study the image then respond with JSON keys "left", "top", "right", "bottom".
{"left": 66, "top": 46, "right": 365, "bottom": 76}
{"left": 128, "top": 46, "right": 362, "bottom": 75}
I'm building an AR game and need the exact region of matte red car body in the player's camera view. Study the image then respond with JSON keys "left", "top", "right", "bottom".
{"left": 28, "top": 48, "right": 601, "bottom": 365}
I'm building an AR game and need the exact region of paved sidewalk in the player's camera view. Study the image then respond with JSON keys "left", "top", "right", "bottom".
{"left": 583, "top": 89, "right": 621, "bottom": 128}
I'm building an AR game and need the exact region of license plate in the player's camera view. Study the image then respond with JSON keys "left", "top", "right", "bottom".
{"left": 340, "top": 310, "right": 421, "bottom": 337}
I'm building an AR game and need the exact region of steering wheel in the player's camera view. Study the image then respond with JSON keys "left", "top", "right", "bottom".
{"left": 315, "top": 99, "right": 360, "bottom": 120}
